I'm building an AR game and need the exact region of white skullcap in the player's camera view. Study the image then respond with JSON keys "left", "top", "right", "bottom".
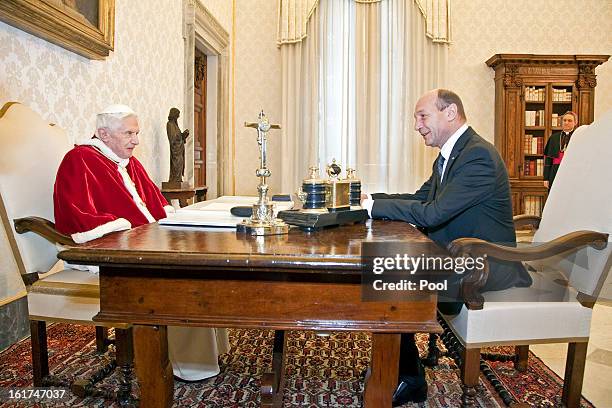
{"left": 98, "top": 104, "right": 135, "bottom": 115}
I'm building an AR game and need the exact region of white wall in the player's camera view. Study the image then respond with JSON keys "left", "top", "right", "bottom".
{"left": 448, "top": 0, "right": 612, "bottom": 142}
{"left": 233, "top": 0, "right": 283, "bottom": 196}
{"left": 200, "top": 0, "right": 231, "bottom": 33}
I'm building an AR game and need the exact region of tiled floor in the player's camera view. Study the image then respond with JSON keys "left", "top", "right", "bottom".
{"left": 530, "top": 302, "right": 612, "bottom": 407}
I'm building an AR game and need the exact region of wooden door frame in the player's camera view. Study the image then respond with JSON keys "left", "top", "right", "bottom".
{"left": 183, "top": 0, "right": 229, "bottom": 198}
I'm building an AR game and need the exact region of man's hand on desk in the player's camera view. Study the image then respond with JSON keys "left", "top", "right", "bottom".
{"left": 360, "top": 193, "right": 373, "bottom": 218}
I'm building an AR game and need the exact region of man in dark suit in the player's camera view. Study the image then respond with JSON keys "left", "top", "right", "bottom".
{"left": 362, "top": 89, "right": 532, "bottom": 406}
{"left": 543, "top": 111, "right": 577, "bottom": 189}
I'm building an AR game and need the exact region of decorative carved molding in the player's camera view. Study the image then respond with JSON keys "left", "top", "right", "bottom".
{"left": 183, "top": 0, "right": 230, "bottom": 196}
{"left": 577, "top": 63, "right": 597, "bottom": 89}
{"left": 195, "top": 54, "right": 206, "bottom": 85}
{"left": 194, "top": 0, "right": 229, "bottom": 53}
{"left": 503, "top": 64, "right": 522, "bottom": 88}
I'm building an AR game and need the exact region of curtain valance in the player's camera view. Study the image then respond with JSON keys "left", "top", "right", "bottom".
{"left": 277, "top": 0, "right": 451, "bottom": 45}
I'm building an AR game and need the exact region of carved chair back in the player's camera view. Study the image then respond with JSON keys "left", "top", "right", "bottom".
{"left": 534, "top": 110, "right": 612, "bottom": 299}
{"left": 0, "top": 102, "right": 72, "bottom": 275}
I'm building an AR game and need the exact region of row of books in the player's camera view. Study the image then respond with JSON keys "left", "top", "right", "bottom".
{"left": 525, "top": 87, "right": 572, "bottom": 102}
{"left": 552, "top": 88, "right": 572, "bottom": 102}
{"left": 524, "top": 195, "right": 544, "bottom": 216}
{"left": 524, "top": 158, "right": 544, "bottom": 176}
{"left": 525, "top": 110, "right": 545, "bottom": 126}
{"left": 525, "top": 86, "right": 545, "bottom": 102}
{"left": 523, "top": 134, "right": 544, "bottom": 155}
{"left": 551, "top": 113, "right": 567, "bottom": 127}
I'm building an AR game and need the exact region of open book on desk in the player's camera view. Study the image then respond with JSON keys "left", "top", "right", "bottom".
{"left": 158, "top": 196, "right": 294, "bottom": 228}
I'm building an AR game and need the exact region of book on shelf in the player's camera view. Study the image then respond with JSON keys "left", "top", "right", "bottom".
{"left": 522, "top": 159, "right": 543, "bottom": 177}
{"left": 524, "top": 196, "right": 543, "bottom": 216}
{"left": 523, "top": 135, "right": 543, "bottom": 155}
{"left": 525, "top": 110, "right": 545, "bottom": 126}
{"left": 525, "top": 86, "right": 545, "bottom": 102}
{"left": 524, "top": 134, "right": 532, "bottom": 154}
{"left": 536, "top": 158, "right": 543, "bottom": 176}
{"left": 537, "top": 137, "right": 543, "bottom": 154}
{"left": 552, "top": 88, "right": 572, "bottom": 102}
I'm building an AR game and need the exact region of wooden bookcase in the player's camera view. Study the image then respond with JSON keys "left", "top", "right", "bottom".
{"left": 486, "top": 54, "right": 609, "bottom": 216}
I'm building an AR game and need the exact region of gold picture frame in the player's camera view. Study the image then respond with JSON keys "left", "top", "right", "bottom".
{"left": 0, "top": 0, "right": 115, "bottom": 60}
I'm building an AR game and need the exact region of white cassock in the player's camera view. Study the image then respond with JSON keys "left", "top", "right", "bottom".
{"left": 168, "top": 327, "right": 230, "bottom": 380}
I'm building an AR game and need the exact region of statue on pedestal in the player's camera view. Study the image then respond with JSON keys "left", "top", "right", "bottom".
{"left": 165, "top": 108, "right": 190, "bottom": 188}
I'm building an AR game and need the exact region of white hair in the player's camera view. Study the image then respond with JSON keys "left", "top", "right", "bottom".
{"left": 95, "top": 104, "right": 137, "bottom": 133}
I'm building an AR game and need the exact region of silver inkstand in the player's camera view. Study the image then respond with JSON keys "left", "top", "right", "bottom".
{"left": 236, "top": 111, "right": 289, "bottom": 236}
{"left": 278, "top": 162, "right": 368, "bottom": 231}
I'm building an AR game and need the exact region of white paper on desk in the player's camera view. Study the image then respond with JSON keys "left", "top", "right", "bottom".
{"left": 158, "top": 196, "right": 294, "bottom": 228}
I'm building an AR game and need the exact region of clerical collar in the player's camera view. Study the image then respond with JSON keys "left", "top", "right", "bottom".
{"left": 440, "top": 123, "right": 468, "bottom": 161}
{"left": 79, "top": 137, "right": 130, "bottom": 168}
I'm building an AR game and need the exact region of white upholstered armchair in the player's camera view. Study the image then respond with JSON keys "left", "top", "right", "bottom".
{"left": 433, "top": 112, "right": 612, "bottom": 408}
{"left": 0, "top": 102, "right": 133, "bottom": 403}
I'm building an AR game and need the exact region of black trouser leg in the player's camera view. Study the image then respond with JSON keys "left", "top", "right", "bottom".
{"left": 398, "top": 333, "right": 420, "bottom": 378}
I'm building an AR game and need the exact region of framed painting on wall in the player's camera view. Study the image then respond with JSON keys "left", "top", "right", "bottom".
{"left": 0, "top": 0, "right": 115, "bottom": 60}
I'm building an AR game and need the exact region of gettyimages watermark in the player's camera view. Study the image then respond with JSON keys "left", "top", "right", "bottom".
{"left": 361, "top": 241, "right": 612, "bottom": 303}
{"left": 361, "top": 241, "right": 480, "bottom": 302}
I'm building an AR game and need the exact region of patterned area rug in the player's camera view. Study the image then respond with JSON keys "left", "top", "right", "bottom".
{"left": 0, "top": 324, "right": 595, "bottom": 407}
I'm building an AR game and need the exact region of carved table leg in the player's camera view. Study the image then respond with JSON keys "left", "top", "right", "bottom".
{"left": 423, "top": 333, "right": 440, "bottom": 367}
{"left": 461, "top": 347, "right": 481, "bottom": 408}
{"left": 115, "top": 328, "right": 134, "bottom": 406}
{"left": 134, "top": 325, "right": 173, "bottom": 408}
{"left": 261, "top": 330, "right": 286, "bottom": 408}
{"left": 363, "top": 333, "right": 400, "bottom": 408}
{"left": 96, "top": 326, "right": 109, "bottom": 353}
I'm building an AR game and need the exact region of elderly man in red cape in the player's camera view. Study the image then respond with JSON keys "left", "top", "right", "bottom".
{"left": 54, "top": 104, "right": 229, "bottom": 381}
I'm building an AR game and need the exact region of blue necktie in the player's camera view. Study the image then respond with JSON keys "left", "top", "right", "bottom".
{"left": 437, "top": 154, "right": 446, "bottom": 181}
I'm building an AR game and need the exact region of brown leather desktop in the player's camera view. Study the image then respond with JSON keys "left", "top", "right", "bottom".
{"left": 59, "top": 219, "right": 441, "bottom": 408}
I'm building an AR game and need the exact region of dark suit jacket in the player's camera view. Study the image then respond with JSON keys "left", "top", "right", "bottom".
{"left": 543, "top": 130, "right": 573, "bottom": 188}
{"left": 372, "top": 126, "right": 532, "bottom": 291}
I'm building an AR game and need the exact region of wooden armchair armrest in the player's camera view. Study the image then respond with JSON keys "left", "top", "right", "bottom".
{"left": 14, "top": 216, "right": 75, "bottom": 246}
{"left": 513, "top": 214, "right": 541, "bottom": 230}
{"left": 447, "top": 230, "right": 608, "bottom": 310}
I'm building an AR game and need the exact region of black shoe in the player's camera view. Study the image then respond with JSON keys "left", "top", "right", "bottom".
{"left": 391, "top": 374, "right": 428, "bottom": 406}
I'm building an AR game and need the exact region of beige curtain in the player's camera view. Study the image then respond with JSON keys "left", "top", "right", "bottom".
{"left": 278, "top": 0, "right": 450, "bottom": 193}
{"left": 339, "top": 0, "right": 450, "bottom": 193}
{"left": 280, "top": 6, "right": 320, "bottom": 192}
{"left": 414, "top": 0, "right": 452, "bottom": 43}
{"left": 317, "top": 0, "right": 355, "bottom": 178}
{"left": 277, "top": 0, "right": 319, "bottom": 45}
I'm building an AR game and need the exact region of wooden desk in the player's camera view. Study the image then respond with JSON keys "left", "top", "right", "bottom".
{"left": 59, "top": 220, "right": 441, "bottom": 408}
